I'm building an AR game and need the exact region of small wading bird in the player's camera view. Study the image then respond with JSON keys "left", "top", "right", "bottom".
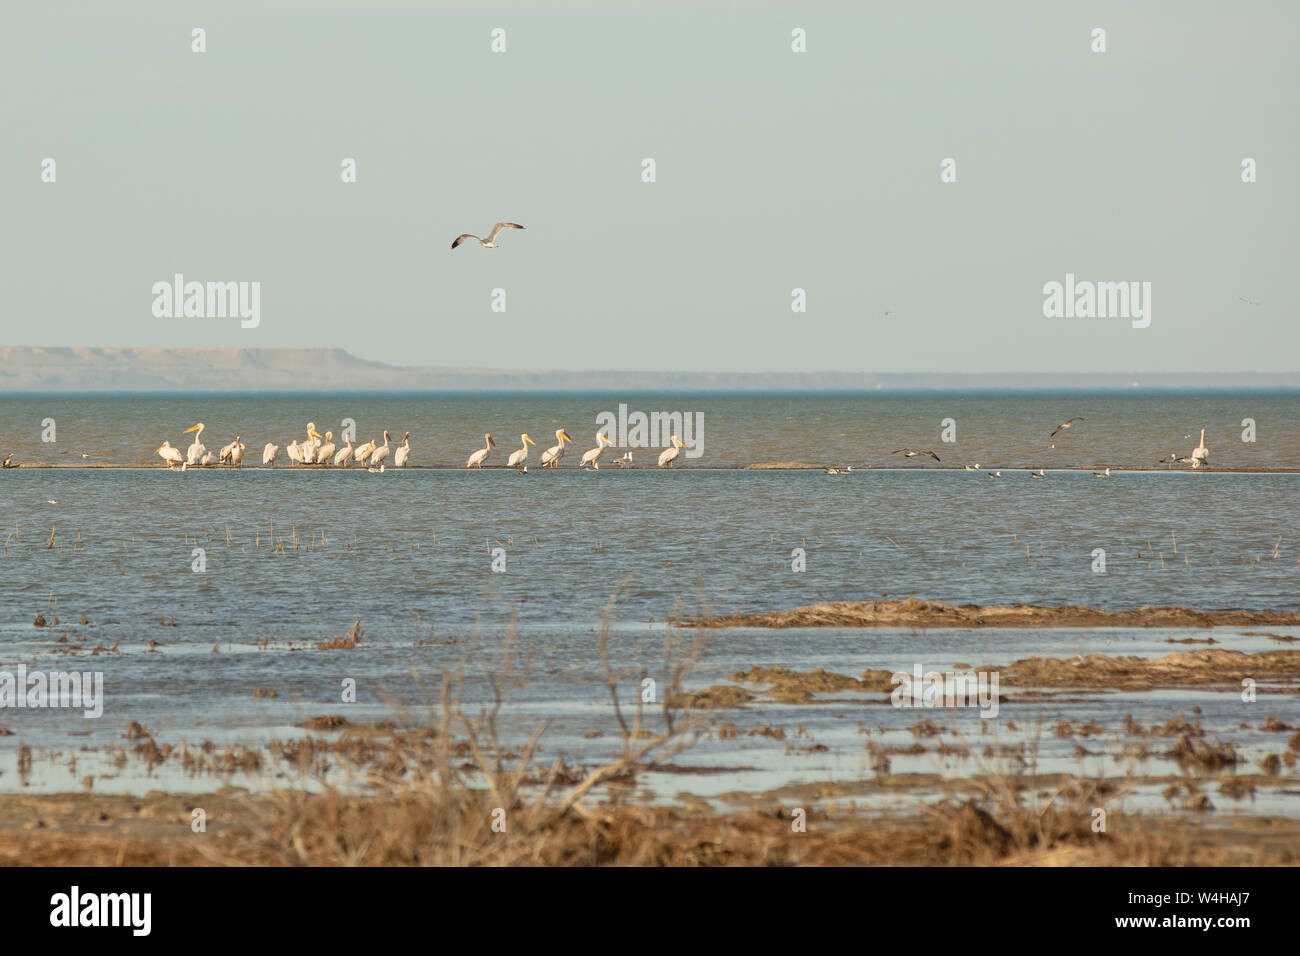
{"left": 394, "top": 432, "right": 411, "bottom": 468}
{"left": 1050, "top": 417, "right": 1083, "bottom": 438}
{"left": 540, "top": 429, "right": 574, "bottom": 468}
{"left": 613, "top": 452, "right": 633, "bottom": 468}
{"left": 1, "top": 452, "right": 13, "bottom": 468}
{"left": 262, "top": 442, "right": 279, "bottom": 466}
{"left": 467, "top": 433, "right": 496, "bottom": 468}
{"left": 156, "top": 441, "right": 183, "bottom": 467}
{"left": 182, "top": 423, "right": 206, "bottom": 465}
{"left": 580, "top": 433, "right": 615, "bottom": 469}
{"left": 893, "top": 449, "right": 940, "bottom": 462}
{"left": 1093, "top": 467, "right": 1111, "bottom": 478}
{"left": 451, "top": 222, "right": 525, "bottom": 250}
{"left": 508, "top": 434, "right": 536, "bottom": 471}
{"left": 658, "top": 435, "right": 685, "bottom": 469}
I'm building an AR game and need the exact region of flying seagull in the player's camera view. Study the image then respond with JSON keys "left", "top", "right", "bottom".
{"left": 1049, "top": 417, "right": 1084, "bottom": 438}
{"left": 893, "top": 449, "right": 940, "bottom": 461}
{"left": 451, "top": 222, "right": 526, "bottom": 249}
{"left": 1238, "top": 296, "right": 1261, "bottom": 306}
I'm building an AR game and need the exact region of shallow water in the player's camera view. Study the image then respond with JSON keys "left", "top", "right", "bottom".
{"left": 1, "top": 391, "right": 1298, "bottom": 809}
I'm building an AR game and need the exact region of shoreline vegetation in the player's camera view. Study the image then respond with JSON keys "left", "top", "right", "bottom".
{"left": 690, "top": 598, "right": 1300, "bottom": 629}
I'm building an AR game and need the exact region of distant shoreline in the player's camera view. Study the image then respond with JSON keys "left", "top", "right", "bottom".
{"left": 2, "top": 347, "right": 1297, "bottom": 391}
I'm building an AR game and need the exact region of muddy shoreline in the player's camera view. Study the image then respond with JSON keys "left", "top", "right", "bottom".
{"left": 692, "top": 598, "right": 1300, "bottom": 629}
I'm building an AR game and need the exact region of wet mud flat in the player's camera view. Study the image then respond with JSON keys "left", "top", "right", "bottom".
{"left": 694, "top": 598, "right": 1300, "bottom": 630}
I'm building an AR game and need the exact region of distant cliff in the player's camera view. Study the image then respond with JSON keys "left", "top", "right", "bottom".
{"left": 0, "top": 347, "right": 1295, "bottom": 390}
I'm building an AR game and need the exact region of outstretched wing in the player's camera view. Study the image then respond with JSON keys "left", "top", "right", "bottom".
{"left": 487, "top": 222, "right": 526, "bottom": 243}
{"left": 451, "top": 234, "right": 480, "bottom": 249}
{"left": 927, "top": 451, "right": 941, "bottom": 461}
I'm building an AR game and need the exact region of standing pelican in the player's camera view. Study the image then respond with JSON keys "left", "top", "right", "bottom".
{"left": 507, "top": 434, "right": 536, "bottom": 470}
{"left": 182, "top": 423, "right": 207, "bottom": 465}
{"left": 156, "top": 441, "right": 183, "bottom": 467}
{"left": 467, "top": 433, "right": 495, "bottom": 468}
{"left": 316, "top": 431, "right": 336, "bottom": 466}
{"left": 286, "top": 440, "right": 304, "bottom": 465}
{"left": 394, "top": 432, "right": 411, "bottom": 467}
{"left": 580, "top": 433, "right": 616, "bottom": 469}
{"left": 658, "top": 435, "right": 685, "bottom": 469}
{"left": 262, "top": 442, "right": 279, "bottom": 466}
{"left": 333, "top": 437, "right": 353, "bottom": 466}
{"left": 352, "top": 438, "right": 376, "bottom": 463}
{"left": 368, "top": 431, "right": 393, "bottom": 468}
{"left": 451, "top": 222, "right": 525, "bottom": 250}
{"left": 219, "top": 436, "right": 243, "bottom": 465}
{"left": 200, "top": 451, "right": 219, "bottom": 466}
{"left": 540, "top": 429, "right": 573, "bottom": 468}
{"left": 1191, "top": 428, "right": 1208, "bottom": 468}
{"left": 301, "top": 423, "right": 323, "bottom": 463}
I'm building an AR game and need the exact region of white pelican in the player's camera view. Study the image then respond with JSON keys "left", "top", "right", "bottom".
{"left": 200, "top": 451, "right": 219, "bottom": 466}
{"left": 658, "top": 435, "right": 685, "bottom": 469}
{"left": 507, "top": 434, "right": 536, "bottom": 470}
{"left": 580, "top": 433, "right": 616, "bottom": 469}
{"left": 301, "top": 423, "right": 323, "bottom": 463}
{"left": 262, "top": 442, "right": 279, "bottom": 466}
{"left": 1031, "top": 468, "right": 1047, "bottom": 478}
{"left": 1050, "top": 417, "right": 1083, "bottom": 438}
{"left": 368, "top": 431, "right": 392, "bottom": 468}
{"left": 451, "top": 222, "right": 525, "bottom": 250}
{"left": 893, "top": 449, "right": 940, "bottom": 461}
{"left": 230, "top": 439, "right": 245, "bottom": 466}
{"left": 156, "top": 441, "right": 183, "bottom": 467}
{"left": 286, "top": 440, "right": 305, "bottom": 465}
{"left": 182, "top": 423, "right": 206, "bottom": 465}
{"left": 333, "top": 438, "right": 353, "bottom": 467}
{"left": 1191, "top": 429, "right": 1208, "bottom": 468}
{"left": 393, "top": 432, "right": 411, "bottom": 468}
{"left": 352, "top": 438, "right": 376, "bottom": 463}
{"left": 219, "top": 436, "right": 243, "bottom": 465}
{"left": 540, "top": 429, "right": 574, "bottom": 468}
{"left": 467, "top": 433, "right": 495, "bottom": 468}
{"left": 316, "top": 431, "right": 336, "bottom": 466}
{"left": 1094, "top": 468, "right": 1111, "bottom": 477}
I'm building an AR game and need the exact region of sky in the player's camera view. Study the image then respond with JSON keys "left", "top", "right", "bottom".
{"left": 2, "top": 0, "right": 1296, "bottom": 374}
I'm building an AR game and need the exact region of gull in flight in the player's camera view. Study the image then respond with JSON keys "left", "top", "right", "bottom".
{"left": 1238, "top": 296, "right": 1261, "bottom": 306}
{"left": 893, "top": 449, "right": 940, "bottom": 461}
{"left": 451, "top": 222, "right": 526, "bottom": 249}
{"left": 1049, "top": 417, "right": 1083, "bottom": 438}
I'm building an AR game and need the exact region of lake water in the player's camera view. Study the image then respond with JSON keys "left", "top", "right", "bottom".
{"left": 1, "top": 391, "right": 1297, "bottom": 811}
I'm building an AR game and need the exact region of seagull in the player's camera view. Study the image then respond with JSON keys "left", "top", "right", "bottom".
{"left": 893, "top": 449, "right": 941, "bottom": 461}
{"left": 1, "top": 453, "right": 13, "bottom": 468}
{"left": 614, "top": 452, "right": 633, "bottom": 468}
{"left": 1049, "top": 417, "right": 1083, "bottom": 438}
{"left": 1093, "top": 468, "right": 1111, "bottom": 477}
{"left": 1238, "top": 296, "right": 1261, "bottom": 306}
{"left": 1031, "top": 468, "right": 1047, "bottom": 478}
{"left": 986, "top": 471, "right": 1002, "bottom": 478}
{"left": 963, "top": 463, "right": 981, "bottom": 471}
{"left": 451, "top": 222, "right": 525, "bottom": 250}
{"left": 1158, "top": 452, "right": 1179, "bottom": 465}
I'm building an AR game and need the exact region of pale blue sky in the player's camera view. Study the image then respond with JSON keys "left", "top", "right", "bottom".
{"left": 2, "top": 0, "right": 1296, "bottom": 373}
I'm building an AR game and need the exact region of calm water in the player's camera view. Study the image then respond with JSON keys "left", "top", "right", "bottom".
{"left": 1, "top": 392, "right": 1298, "bottom": 806}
